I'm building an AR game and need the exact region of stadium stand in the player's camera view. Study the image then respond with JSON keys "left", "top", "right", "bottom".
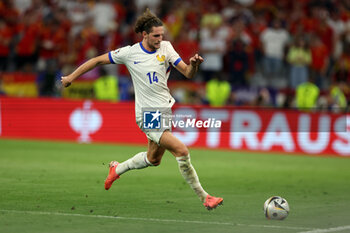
{"left": 0, "top": 0, "right": 348, "bottom": 112}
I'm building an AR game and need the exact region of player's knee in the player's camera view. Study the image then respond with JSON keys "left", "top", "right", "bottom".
{"left": 148, "top": 157, "right": 161, "bottom": 166}
{"left": 176, "top": 146, "right": 189, "bottom": 158}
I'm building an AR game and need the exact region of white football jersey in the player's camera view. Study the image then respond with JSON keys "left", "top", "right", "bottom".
{"left": 108, "top": 41, "right": 182, "bottom": 120}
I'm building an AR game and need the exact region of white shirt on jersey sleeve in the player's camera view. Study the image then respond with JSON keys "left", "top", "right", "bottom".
{"left": 108, "top": 45, "right": 131, "bottom": 64}
{"left": 163, "top": 41, "right": 182, "bottom": 66}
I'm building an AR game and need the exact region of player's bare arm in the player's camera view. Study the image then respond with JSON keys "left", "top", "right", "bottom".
{"left": 176, "top": 54, "right": 203, "bottom": 79}
{"left": 61, "top": 53, "right": 111, "bottom": 87}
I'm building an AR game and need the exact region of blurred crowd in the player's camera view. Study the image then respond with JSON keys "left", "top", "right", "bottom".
{"left": 0, "top": 0, "right": 349, "bottom": 112}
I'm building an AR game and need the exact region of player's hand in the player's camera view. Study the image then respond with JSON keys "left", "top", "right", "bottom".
{"left": 190, "top": 54, "right": 204, "bottom": 67}
{"left": 61, "top": 76, "right": 72, "bottom": 88}
{"left": 190, "top": 54, "right": 203, "bottom": 72}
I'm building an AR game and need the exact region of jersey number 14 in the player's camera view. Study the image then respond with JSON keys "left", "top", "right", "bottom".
{"left": 147, "top": 72, "right": 158, "bottom": 84}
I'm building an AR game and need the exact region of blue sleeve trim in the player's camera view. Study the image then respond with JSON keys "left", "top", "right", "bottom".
{"left": 174, "top": 57, "right": 182, "bottom": 66}
{"left": 108, "top": 51, "right": 115, "bottom": 64}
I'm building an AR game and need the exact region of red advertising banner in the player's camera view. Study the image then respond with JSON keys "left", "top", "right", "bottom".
{"left": 0, "top": 97, "right": 144, "bottom": 143}
{"left": 0, "top": 97, "right": 349, "bottom": 156}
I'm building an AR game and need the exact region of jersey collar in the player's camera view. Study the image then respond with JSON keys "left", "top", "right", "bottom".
{"left": 139, "top": 42, "right": 157, "bottom": 54}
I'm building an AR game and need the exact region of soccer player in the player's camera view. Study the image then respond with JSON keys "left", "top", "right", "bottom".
{"left": 61, "top": 9, "right": 223, "bottom": 210}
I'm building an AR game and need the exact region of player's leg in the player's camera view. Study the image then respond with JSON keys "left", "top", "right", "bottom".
{"left": 105, "top": 139, "right": 165, "bottom": 190}
{"left": 159, "top": 130, "right": 207, "bottom": 202}
{"left": 145, "top": 138, "right": 166, "bottom": 165}
{"left": 116, "top": 138, "right": 165, "bottom": 172}
{"left": 159, "top": 130, "right": 223, "bottom": 209}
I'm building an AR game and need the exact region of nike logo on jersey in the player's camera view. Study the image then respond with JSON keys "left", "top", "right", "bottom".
{"left": 134, "top": 61, "right": 142, "bottom": 64}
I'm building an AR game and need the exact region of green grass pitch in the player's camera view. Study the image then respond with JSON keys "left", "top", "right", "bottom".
{"left": 0, "top": 138, "right": 349, "bottom": 233}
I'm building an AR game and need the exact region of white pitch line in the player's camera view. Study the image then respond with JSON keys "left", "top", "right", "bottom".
{"left": 299, "top": 225, "right": 350, "bottom": 233}
{"left": 0, "top": 209, "right": 312, "bottom": 231}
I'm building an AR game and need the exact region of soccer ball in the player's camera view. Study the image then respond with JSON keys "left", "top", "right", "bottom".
{"left": 263, "top": 196, "right": 289, "bottom": 220}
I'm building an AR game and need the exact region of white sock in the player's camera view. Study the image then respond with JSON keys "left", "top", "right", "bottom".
{"left": 115, "top": 152, "right": 153, "bottom": 176}
{"left": 176, "top": 155, "right": 208, "bottom": 202}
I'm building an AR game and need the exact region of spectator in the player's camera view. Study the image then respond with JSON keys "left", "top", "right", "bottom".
{"left": 60, "top": 0, "right": 90, "bottom": 37}
{"left": 55, "top": 7, "right": 72, "bottom": 35}
{"left": 276, "top": 91, "right": 294, "bottom": 109}
{"left": 246, "top": 12, "right": 267, "bottom": 72}
{"left": 327, "top": 9, "right": 345, "bottom": 62}
{"left": 227, "top": 17, "right": 254, "bottom": 77}
{"left": 329, "top": 52, "right": 350, "bottom": 111}
{"left": 295, "top": 76, "right": 320, "bottom": 111}
{"left": 93, "top": 68, "right": 119, "bottom": 102}
{"left": 332, "top": 53, "right": 350, "bottom": 84}
{"left": 314, "top": 9, "right": 334, "bottom": 78}
{"left": 106, "top": 22, "right": 123, "bottom": 52}
{"left": 229, "top": 17, "right": 252, "bottom": 51}
{"left": 90, "top": 0, "right": 116, "bottom": 35}
{"left": 14, "top": 11, "right": 40, "bottom": 72}
{"left": 287, "top": 36, "right": 312, "bottom": 89}
{"left": 225, "top": 39, "right": 249, "bottom": 87}
{"left": 0, "top": 18, "right": 13, "bottom": 71}
{"left": 13, "top": 0, "right": 32, "bottom": 14}
{"left": 199, "top": 15, "right": 226, "bottom": 82}
{"left": 112, "top": 0, "right": 127, "bottom": 24}
{"left": 163, "top": 6, "right": 185, "bottom": 41}
{"left": 174, "top": 25, "right": 199, "bottom": 64}
{"left": 288, "top": 1, "right": 307, "bottom": 36}
{"left": 2, "top": 0, "right": 350, "bottom": 112}
{"left": 0, "top": 0, "right": 19, "bottom": 27}
{"left": 122, "top": 0, "right": 137, "bottom": 25}
{"left": 90, "top": 0, "right": 116, "bottom": 52}
{"left": 206, "top": 75, "right": 231, "bottom": 107}
{"left": 37, "top": 17, "right": 66, "bottom": 71}
{"left": 37, "top": 60, "right": 62, "bottom": 97}
{"left": 254, "top": 87, "right": 273, "bottom": 107}
{"left": 134, "top": 0, "right": 160, "bottom": 15}
{"left": 173, "top": 24, "right": 199, "bottom": 80}
{"left": 223, "top": 1, "right": 253, "bottom": 23}
{"left": 310, "top": 35, "right": 329, "bottom": 90}
{"left": 260, "top": 18, "right": 289, "bottom": 84}
{"left": 76, "top": 18, "right": 100, "bottom": 65}
{"left": 328, "top": 81, "right": 347, "bottom": 113}
{"left": 200, "top": 4, "right": 223, "bottom": 29}
{"left": 313, "top": 8, "right": 334, "bottom": 59}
